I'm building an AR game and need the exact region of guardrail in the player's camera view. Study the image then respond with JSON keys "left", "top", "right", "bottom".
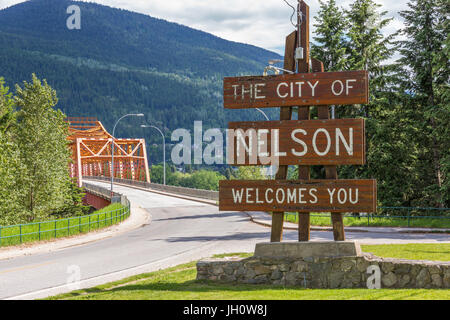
{"left": 0, "top": 184, "right": 131, "bottom": 247}
{"left": 84, "top": 176, "right": 219, "bottom": 201}
{"left": 83, "top": 182, "right": 129, "bottom": 205}
{"left": 284, "top": 207, "right": 450, "bottom": 228}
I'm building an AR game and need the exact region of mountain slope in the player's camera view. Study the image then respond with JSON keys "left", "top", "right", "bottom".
{"left": 0, "top": 0, "right": 281, "bottom": 164}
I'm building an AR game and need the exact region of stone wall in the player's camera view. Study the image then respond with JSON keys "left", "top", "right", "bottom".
{"left": 197, "top": 254, "right": 450, "bottom": 289}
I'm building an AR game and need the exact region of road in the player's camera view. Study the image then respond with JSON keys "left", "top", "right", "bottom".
{"left": 0, "top": 181, "right": 449, "bottom": 299}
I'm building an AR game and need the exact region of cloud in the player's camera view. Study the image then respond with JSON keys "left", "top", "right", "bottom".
{"left": 0, "top": 0, "right": 24, "bottom": 9}
{"left": 1, "top": 0, "right": 410, "bottom": 54}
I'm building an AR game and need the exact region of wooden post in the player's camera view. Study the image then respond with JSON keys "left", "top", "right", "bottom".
{"left": 227, "top": 0, "right": 367, "bottom": 243}
{"left": 311, "top": 57, "right": 346, "bottom": 241}
{"left": 297, "top": 0, "right": 311, "bottom": 242}
{"left": 270, "top": 30, "right": 297, "bottom": 243}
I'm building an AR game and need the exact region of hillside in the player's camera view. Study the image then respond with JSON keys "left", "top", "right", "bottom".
{"left": 0, "top": 0, "right": 282, "bottom": 164}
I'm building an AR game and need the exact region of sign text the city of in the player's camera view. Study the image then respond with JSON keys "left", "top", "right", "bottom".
{"left": 224, "top": 71, "right": 368, "bottom": 109}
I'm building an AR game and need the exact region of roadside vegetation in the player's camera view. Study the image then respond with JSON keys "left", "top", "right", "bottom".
{"left": 149, "top": 165, "right": 267, "bottom": 191}
{"left": 0, "top": 75, "right": 87, "bottom": 226}
{"left": 0, "top": 203, "right": 128, "bottom": 248}
{"left": 47, "top": 244, "right": 450, "bottom": 300}
{"left": 150, "top": 164, "right": 225, "bottom": 191}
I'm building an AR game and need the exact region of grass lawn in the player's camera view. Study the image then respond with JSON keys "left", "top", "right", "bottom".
{"left": 361, "top": 243, "right": 450, "bottom": 261}
{"left": 48, "top": 244, "right": 450, "bottom": 301}
{"left": 284, "top": 213, "right": 450, "bottom": 229}
{"left": 0, "top": 203, "right": 128, "bottom": 247}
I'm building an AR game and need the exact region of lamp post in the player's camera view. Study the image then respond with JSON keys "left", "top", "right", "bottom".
{"left": 141, "top": 124, "right": 166, "bottom": 185}
{"left": 254, "top": 108, "right": 275, "bottom": 179}
{"left": 110, "top": 113, "right": 144, "bottom": 195}
{"left": 255, "top": 108, "right": 270, "bottom": 121}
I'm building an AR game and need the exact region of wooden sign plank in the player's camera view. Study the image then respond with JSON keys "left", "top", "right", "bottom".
{"left": 219, "top": 179, "right": 377, "bottom": 213}
{"left": 227, "top": 118, "right": 365, "bottom": 166}
{"left": 223, "top": 71, "right": 369, "bottom": 109}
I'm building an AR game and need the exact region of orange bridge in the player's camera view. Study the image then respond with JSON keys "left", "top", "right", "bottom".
{"left": 67, "top": 117, "right": 150, "bottom": 187}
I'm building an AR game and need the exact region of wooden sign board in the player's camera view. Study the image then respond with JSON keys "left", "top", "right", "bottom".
{"left": 219, "top": 179, "right": 377, "bottom": 213}
{"left": 227, "top": 118, "right": 365, "bottom": 166}
{"left": 224, "top": 70, "right": 368, "bottom": 109}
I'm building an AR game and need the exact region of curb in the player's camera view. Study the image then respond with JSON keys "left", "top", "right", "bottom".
{"left": 245, "top": 213, "right": 450, "bottom": 235}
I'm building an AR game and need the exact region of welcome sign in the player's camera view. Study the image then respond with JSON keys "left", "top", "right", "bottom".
{"left": 219, "top": 0, "right": 377, "bottom": 243}
{"left": 219, "top": 179, "right": 377, "bottom": 213}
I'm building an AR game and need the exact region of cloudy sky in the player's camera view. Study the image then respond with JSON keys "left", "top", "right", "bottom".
{"left": 0, "top": 0, "right": 409, "bottom": 54}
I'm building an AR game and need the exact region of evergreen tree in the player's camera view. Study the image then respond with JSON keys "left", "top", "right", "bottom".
{"left": 344, "top": 0, "right": 395, "bottom": 117}
{"left": 336, "top": 0, "right": 419, "bottom": 208}
{"left": 397, "top": 0, "right": 449, "bottom": 207}
{"left": 311, "top": 0, "right": 348, "bottom": 72}
{"left": 308, "top": 0, "right": 349, "bottom": 183}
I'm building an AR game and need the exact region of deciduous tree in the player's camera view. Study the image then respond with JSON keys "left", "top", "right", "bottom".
{"left": 14, "top": 74, "right": 77, "bottom": 221}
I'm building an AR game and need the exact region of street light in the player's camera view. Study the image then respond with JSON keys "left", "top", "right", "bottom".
{"left": 255, "top": 108, "right": 270, "bottom": 121}
{"left": 141, "top": 124, "right": 166, "bottom": 185}
{"left": 253, "top": 109, "right": 277, "bottom": 179}
{"left": 264, "top": 59, "right": 294, "bottom": 76}
{"left": 110, "top": 113, "right": 144, "bottom": 195}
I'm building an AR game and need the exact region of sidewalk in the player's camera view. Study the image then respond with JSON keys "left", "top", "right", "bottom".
{"left": 246, "top": 211, "right": 450, "bottom": 234}
{"left": 0, "top": 205, "right": 150, "bottom": 261}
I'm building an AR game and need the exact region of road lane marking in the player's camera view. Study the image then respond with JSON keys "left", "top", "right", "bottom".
{"left": 0, "top": 261, "right": 55, "bottom": 275}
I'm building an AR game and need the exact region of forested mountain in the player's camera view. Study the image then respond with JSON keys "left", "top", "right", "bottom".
{"left": 0, "top": 0, "right": 281, "bottom": 163}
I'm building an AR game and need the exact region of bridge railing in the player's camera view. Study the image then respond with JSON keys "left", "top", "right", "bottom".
{"left": 0, "top": 184, "right": 131, "bottom": 247}
{"left": 84, "top": 176, "right": 219, "bottom": 201}
{"left": 83, "top": 182, "right": 129, "bottom": 205}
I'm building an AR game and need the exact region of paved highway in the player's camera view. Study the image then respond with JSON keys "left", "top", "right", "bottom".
{"left": 0, "top": 181, "right": 449, "bottom": 299}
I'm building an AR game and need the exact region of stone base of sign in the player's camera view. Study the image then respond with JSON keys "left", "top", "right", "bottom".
{"left": 196, "top": 242, "right": 450, "bottom": 289}
{"left": 254, "top": 241, "right": 361, "bottom": 259}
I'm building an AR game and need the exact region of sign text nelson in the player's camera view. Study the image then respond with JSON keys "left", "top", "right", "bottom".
{"left": 227, "top": 118, "right": 365, "bottom": 166}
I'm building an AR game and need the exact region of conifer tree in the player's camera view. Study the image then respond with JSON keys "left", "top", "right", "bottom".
{"left": 311, "top": 0, "right": 348, "bottom": 72}
{"left": 397, "top": 0, "right": 449, "bottom": 207}
{"left": 336, "top": 0, "right": 417, "bottom": 208}
{"left": 344, "top": 0, "right": 395, "bottom": 117}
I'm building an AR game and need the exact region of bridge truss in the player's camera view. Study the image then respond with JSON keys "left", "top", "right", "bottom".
{"left": 67, "top": 117, "right": 150, "bottom": 187}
